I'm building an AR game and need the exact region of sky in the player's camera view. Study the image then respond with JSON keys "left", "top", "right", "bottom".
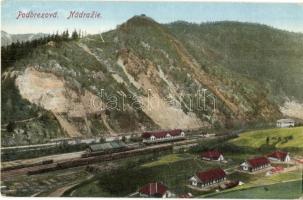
{"left": 1, "top": 0, "right": 303, "bottom": 34}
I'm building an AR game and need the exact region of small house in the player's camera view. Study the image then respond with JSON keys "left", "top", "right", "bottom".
{"left": 189, "top": 168, "right": 226, "bottom": 188}
{"left": 276, "top": 119, "right": 295, "bottom": 128}
{"left": 142, "top": 129, "right": 185, "bottom": 143}
{"left": 268, "top": 151, "right": 291, "bottom": 162}
{"left": 240, "top": 157, "right": 271, "bottom": 172}
{"left": 201, "top": 150, "right": 224, "bottom": 161}
{"left": 139, "top": 182, "right": 171, "bottom": 198}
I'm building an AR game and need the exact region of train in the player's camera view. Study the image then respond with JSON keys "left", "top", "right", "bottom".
{"left": 1, "top": 159, "right": 53, "bottom": 172}
{"left": 26, "top": 145, "right": 173, "bottom": 175}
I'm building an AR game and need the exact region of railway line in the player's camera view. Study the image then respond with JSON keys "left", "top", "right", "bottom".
{"left": 1, "top": 128, "right": 203, "bottom": 151}
{"left": 1, "top": 138, "right": 201, "bottom": 180}
{"left": 1, "top": 129, "right": 241, "bottom": 180}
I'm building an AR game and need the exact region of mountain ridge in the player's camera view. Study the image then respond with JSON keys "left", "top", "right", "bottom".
{"left": 1, "top": 30, "right": 48, "bottom": 46}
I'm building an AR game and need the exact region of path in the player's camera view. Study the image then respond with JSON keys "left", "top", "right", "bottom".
{"left": 1, "top": 113, "right": 42, "bottom": 129}
{"left": 101, "top": 114, "right": 115, "bottom": 135}
{"left": 53, "top": 113, "right": 82, "bottom": 137}
{"left": 48, "top": 183, "right": 79, "bottom": 197}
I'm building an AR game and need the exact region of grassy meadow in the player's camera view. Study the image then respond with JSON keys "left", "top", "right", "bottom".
{"left": 207, "top": 180, "right": 302, "bottom": 199}
{"left": 230, "top": 127, "right": 303, "bottom": 149}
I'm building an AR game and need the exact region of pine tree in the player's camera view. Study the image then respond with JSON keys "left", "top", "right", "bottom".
{"left": 72, "top": 29, "right": 79, "bottom": 40}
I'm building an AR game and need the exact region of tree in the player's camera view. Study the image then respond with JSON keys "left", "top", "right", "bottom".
{"left": 266, "top": 136, "right": 270, "bottom": 145}
{"left": 62, "top": 29, "right": 69, "bottom": 40}
{"left": 7, "top": 121, "right": 16, "bottom": 132}
{"left": 54, "top": 31, "right": 60, "bottom": 42}
{"left": 78, "top": 29, "right": 82, "bottom": 38}
{"left": 99, "top": 137, "right": 106, "bottom": 143}
{"left": 72, "top": 29, "right": 79, "bottom": 40}
{"left": 213, "top": 120, "right": 222, "bottom": 130}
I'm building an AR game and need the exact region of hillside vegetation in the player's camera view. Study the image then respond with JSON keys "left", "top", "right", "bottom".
{"left": 2, "top": 15, "right": 303, "bottom": 145}
{"left": 167, "top": 21, "right": 303, "bottom": 103}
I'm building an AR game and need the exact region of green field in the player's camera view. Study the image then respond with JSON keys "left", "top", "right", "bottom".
{"left": 230, "top": 127, "right": 303, "bottom": 149}
{"left": 66, "top": 154, "right": 230, "bottom": 197}
{"left": 141, "top": 153, "right": 187, "bottom": 167}
{"left": 207, "top": 180, "right": 302, "bottom": 199}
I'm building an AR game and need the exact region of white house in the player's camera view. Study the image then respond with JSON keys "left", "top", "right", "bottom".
{"left": 276, "top": 119, "right": 295, "bottom": 128}
{"left": 240, "top": 157, "right": 271, "bottom": 172}
{"left": 189, "top": 168, "right": 226, "bottom": 188}
{"left": 142, "top": 129, "right": 185, "bottom": 143}
{"left": 201, "top": 150, "right": 224, "bottom": 161}
{"left": 268, "top": 151, "right": 291, "bottom": 162}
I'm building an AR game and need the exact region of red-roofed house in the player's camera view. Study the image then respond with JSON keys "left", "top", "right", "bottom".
{"left": 201, "top": 150, "right": 224, "bottom": 161}
{"left": 240, "top": 157, "right": 271, "bottom": 172}
{"left": 139, "top": 182, "right": 171, "bottom": 198}
{"left": 267, "top": 151, "right": 290, "bottom": 162}
{"left": 189, "top": 168, "right": 226, "bottom": 188}
{"left": 142, "top": 129, "right": 185, "bottom": 143}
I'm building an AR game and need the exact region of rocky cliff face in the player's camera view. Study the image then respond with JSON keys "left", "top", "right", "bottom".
{"left": 3, "top": 15, "right": 303, "bottom": 146}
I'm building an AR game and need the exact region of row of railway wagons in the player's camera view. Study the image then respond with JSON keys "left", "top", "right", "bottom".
{"left": 26, "top": 145, "right": 173, "bottom": 175}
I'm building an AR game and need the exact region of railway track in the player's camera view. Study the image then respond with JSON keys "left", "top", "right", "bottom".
{"left": 1, "top": 140, "right": 193, "bottom": 179}
{"left": 1, "top": 132, "right": 235, "bottom": 180}
{"left": 1, "top": 163, "right": 58, "bottom": 179}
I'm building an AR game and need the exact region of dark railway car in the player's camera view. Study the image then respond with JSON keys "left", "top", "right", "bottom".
{"left": 42, "top": 159, "right": 54, "bottom": 165}
{"left": 2, "top": 159, "right": 54, "bottom": 172}
{"left": 1, "top": 164, "right": 26, "bottom": 172}
{"left": 26, "top": 143, "right": 173, "bottom": 175}
{"left": 27, "top": 165, "right": 58, "bottom": 175}
{"left": 81, "top": 146, "right": 135, "bottom": 158}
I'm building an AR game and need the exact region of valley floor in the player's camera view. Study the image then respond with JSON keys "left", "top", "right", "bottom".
{"left": 1, "top": 127, "right": 303, "bottom": 198}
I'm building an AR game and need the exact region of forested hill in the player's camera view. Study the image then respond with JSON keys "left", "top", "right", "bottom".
{"left": 166, "top": 21, "right": 303, "bottom": 102}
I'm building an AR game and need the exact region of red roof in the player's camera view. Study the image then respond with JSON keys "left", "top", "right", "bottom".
{"left": 142, "top": 129, "right": 182, "bottom": 139}
{"left": 139, "top": 182, "right": 168, "bottom": 197}
{"left": 247, "top": 157, "right": 270, "bottom": 168}
{"left": 196, "top": 168, "right": 226, "bottom": 183}
{"left": 268, "top": 151, "right": 288, "bottom": 161}
{"left": 201, "top": 150, "right": 222, "bottom": 160}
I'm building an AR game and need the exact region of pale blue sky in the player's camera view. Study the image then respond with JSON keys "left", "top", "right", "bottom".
{"left": 1, "top": 1, "right": 303, "bottom": 34}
